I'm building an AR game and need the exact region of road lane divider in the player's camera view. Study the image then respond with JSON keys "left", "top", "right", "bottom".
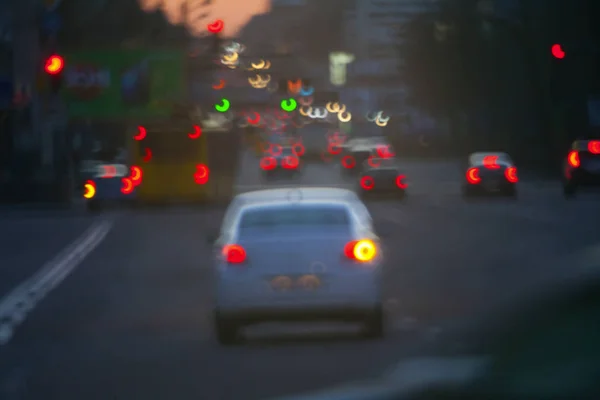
{"left": 0, "top": 219, "right": 113, "bottom": 346}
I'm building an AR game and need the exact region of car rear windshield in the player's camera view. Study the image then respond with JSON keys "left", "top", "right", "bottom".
{"left": 238, "top": 205, "right": 350, "bottom": 230}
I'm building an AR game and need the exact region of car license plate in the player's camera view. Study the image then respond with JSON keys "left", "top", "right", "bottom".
{"left": 297, "top": 274, "right": 321, "bottom": 290}
{"left": 267, "top": 275, "right": 322, "bottom": 291}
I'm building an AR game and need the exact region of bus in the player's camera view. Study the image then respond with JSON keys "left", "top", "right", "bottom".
{"left": 128, "top": 118, "right": 239, "bottom": 206}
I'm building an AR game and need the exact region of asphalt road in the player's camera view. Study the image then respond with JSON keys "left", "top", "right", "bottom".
{"left": 1, "top": 151, "right": 599, "bottom": 400}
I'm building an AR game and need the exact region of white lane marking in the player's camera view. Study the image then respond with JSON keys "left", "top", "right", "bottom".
{"left": 0, "top": 219, "right": 113, "bottom": 346}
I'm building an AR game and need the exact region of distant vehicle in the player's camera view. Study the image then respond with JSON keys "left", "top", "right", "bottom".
{"left": 209, "top": 187, "right": 385, "bottom": 345}
{"left": 462, "top": 152, "right": 518, "bottom": 198}
{"left": 563, "top": 139, "right": 600, "bottom": 197}
{"left": 83, "top": 162, "right": 138, "bottom": 211}
{"left": 260, "top": 145, "right": 302, "bottom": 180}
{"left": 293, "top": 121, "right": 332, "bottom": 162}
{"left": 340, "top": 138, "right": 393, "bottom": 176}
{"left": 357, "top": 159, "right": 407, "bottom": 200}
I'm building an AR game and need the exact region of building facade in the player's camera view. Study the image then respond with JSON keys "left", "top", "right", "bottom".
{"left": 343, "top": 0, "right": 439, "bottom": 75}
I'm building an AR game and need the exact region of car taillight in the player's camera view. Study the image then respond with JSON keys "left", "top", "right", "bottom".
{"left": 588, "top": 140, "right": 600, "bottom": 154}
{"left": 341, "top": 155, "right": 355, "bottom": 169}
{"left": 466, "top": 167, "right": 480, "bottom": 184}
{"left": 222, "top": 244, "right": 246, "bottom": 264}
{"left": 271, "top": 144, "right": 282, "bottom": 156}
{"left": 260, "top": 156, "right": 276, "bottom": 170}
{"left": 130, "top": 166, "right": 142, "bottom": 185}
{"left": 282, "top": 155, "right": 299, "bottom": 169}
{"left": 344, "top": 240, "right": 377, "bottom": 262}
{"left": 83, "top": 180, "right": 96, "bottom": 199}
{"left": 292, "top": 143, "right": 305, "bottom": 156}
{"left": 567, "top": 150, "right": 580, "bottom": 167}
{"left": 194, "top": 164, "right": 209, "bottom": 184}
{"left": 482, "top": 155, "right": 500, "bottom": 169}
{"left": 505, "top": 167, "right": 518, "bottom": 183}
{"left": 367, "top": 155, "right": 381, "bottom": 168}
{"left": 396, "top": 175, "right": 408, "bottom": 189}
{"left": 328, "top": 143, "right": 342, "bottom": 155}
{"left": 360, "top": 175, "right": 374, "bottom": 190}
{"left": 121, "top": 177, "right": 134, "bottom": 194}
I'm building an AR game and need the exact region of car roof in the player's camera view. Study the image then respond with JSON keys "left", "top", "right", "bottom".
{"left": 233, "top": 187, "right": 359, "bottom": 204}
{"left": 238, "top": 199, "right": 353, "bottom": 214}
{"left": 469, "top": 152, "right": 513, "bottom": 165}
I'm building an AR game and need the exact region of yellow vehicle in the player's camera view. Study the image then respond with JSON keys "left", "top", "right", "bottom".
{"left": 129, "top": 117, "right": 238, "bottom": 206}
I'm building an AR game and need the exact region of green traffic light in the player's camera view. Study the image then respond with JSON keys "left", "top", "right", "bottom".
{"left": 215, "top": 98, "right": 230, "bottom": 112}
{"left": 280, "top": 98, "right": 297, "bottom": 112}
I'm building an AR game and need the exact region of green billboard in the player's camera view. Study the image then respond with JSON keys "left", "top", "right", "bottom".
{"left": 62, "top": 49, "right": 185, "bottom": 118}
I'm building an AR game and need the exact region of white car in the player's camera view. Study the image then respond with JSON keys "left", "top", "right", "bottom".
{"left": 209, "top": 187, "right": 385, "bottom": 345}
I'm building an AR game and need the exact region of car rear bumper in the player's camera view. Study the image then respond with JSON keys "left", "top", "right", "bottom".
{"left": 217, "top": 305, "right": 378, "bottom": 324}
{"left": 464, "top": 180, "right": 516, "bottom": 193}
{"left": 567, "top": 169, "right": 600, "bottom": 186}
{"left": 216, "top": 277, "right": 381, "bottom": 320}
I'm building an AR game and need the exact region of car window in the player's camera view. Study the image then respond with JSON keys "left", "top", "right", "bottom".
{"left": 238, "top": 205, "right": 350, "bottom": 230}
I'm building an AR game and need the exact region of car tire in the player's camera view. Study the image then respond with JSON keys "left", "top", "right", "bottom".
{"left": 362, "top": 307, "right": 384, "bottom": 339}
{"left": 214, "top": 313, "right": 240, "bottom": 346}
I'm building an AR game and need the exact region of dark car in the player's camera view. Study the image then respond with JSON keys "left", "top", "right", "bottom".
{"left": 563, "top": 139, "right": 600, "bottom": 197}
{"left": 462, "top": 152, "right": 518, "bottom": 198}
{"left": 357, "top": 160, "right": 407, "bottom": 200}
{"left": 340, "top": 138, "right": 391, "bottom": 176}
{"left": 260, "top": 146, "right": 302, "bottom": 180}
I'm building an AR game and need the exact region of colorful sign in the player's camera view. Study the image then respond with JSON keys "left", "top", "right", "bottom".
{"left": 329, "top": 52, "right": 354, "bottom": 86}
{"left": 63, "top": 49, "right": 185, "bottom": 119}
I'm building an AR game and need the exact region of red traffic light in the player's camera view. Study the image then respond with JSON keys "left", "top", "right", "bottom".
{"left": 45, "top": 55, "right": 64, "bottom": 74}
{"left": 551, "top": 44, "right": 565, "bottom": 59}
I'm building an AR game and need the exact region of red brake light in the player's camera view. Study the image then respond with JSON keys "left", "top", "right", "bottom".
{"left": 567, "top": 151, "right": 580, "bottom": 167}
{"left": 341, "top": 155, "right": 355, "bottom": 169}
{"left": 328, "top": 143, "right": 342, "bottom": 155}
{"left": 588, "top": 141, "right": 600, "bottom": 154}
{"left": 360, "top": 175, "right": 374, "bottom": 190}
{"left": 505, "top": 167, "right": 518, "bottom": 183}
{"left": 482, "top": 155, "right": 499, "bottom": 169}
{"left": 292, "top": 143, "right": 305, "bottom": 156}
{"left": 344, "top": 240, "right": 377, "bottom": 262}
{"left": 283, "top": 155, "right": 299, "bottom": 169}
{"left": 260, "top": 156, "right": 276, "bottom": 170}
{"left": 271, "top": 144, "right": 282, "bottom": 156}
{"left": 130, "top": 166, "right": 142, "bottom": 185}
{"left": 367, "top": 155, "right": 381, "bottom": 168}
{"left": 194, "top": 164, "right": 209, "bottom": 184}
{"left": 134, "top": 126, "right": 146, "bottom": 141}
{"left": 121, "top": 177, "right": 134, "bottom": 194}
{"left": 223, "top": 244, "right": 246, "bottom": 264}
{"left": 396, "top": 175, "right": 408, "bottom": 189}
{"left": 466, "top": 167, "right": 480, "bottom": 184}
